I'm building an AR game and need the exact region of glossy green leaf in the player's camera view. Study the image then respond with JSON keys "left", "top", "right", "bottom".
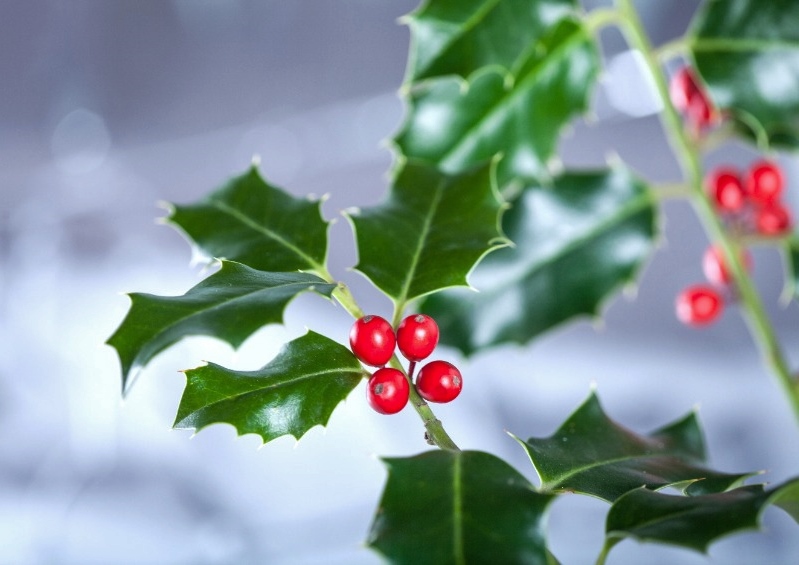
{"left": 404, "top": 0, "right": 576, "bottom": 83}
{"left": 690, "top": 0, "right": 799, "bottom": 147}
{"left": 168, "top": 165, "right": 329, "bottom": 273}
{"left": 423, "top": 167, "right": 656, "bottom": 355}
{"left": 605, "top": 478, "right": 799, "bottom": 554}
{"left": 516, "top": 392, "right": 752, "bottom": 502}
{"left": 367, "top": 450, "right": 558, "bottom": 565}
{"left": 397, "top": 17, "right": 598, "bottom": 186}
{"left": 174, "top": 331, "right": 366, "bottom": 443}
{"left": 350, "top": 160, "right": 507, "bottom": 306}
{"left": 107, "top": 261, "right": 336, "bottom": 393}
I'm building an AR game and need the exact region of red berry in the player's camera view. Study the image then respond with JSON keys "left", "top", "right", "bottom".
{"left": 746, "top": 160, "right": 784, "bottom": 205}
{"left": 707, "top": 168, "right": 745, "bottom": 212}
{"left": 755, "top": 203, "right": 792, "bottom": 236}
{"left": 675, "top": 285, "right": 724, "bottom": 326}
{"left": 702, "top": 245, "right": 752, "bottom": 286}
{"left": 366, "top": 368, "right": 409, "bottom": 414}
{"left": 416, "top": 360, "right": 462, "bottom": 403}
{"left": 397, "top": 314, "right": 439, "bottom": 362}
{"left": 349, "top": 315, "right": 396, "bottom": 367}
{"left": 670, "top": 66, "right": 716, "bottom": 128}
{"left": 669, "top": 67, "right": 700, "bottom": 113}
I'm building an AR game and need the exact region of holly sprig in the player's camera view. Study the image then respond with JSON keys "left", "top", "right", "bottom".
{"left": 107, "top": 0, "right": 799, "bottom": 563}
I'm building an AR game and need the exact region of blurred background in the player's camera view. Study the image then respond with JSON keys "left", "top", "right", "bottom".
{"left": 2, "top": 1, "right": 799, "bottom": 563}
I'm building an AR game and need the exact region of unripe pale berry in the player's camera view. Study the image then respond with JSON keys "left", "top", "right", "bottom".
{"left": 416, "top": 360, "right": 462, "bottom": 403}
{"left": 349, "top": 315, "right": 396, "bottom": 367}
{"left": 706, "top": 168, "right": 745, "bottom": 212}
{"left": 702, "top": 245, "right": 752, "bottom": 286}
{"left": 746, "top": 160, "right": 784, "bottom": 205}
{"left": 397, "top": 314, "right": 439, "bottom": 362}
{"left": 675, "top": 285, "right": 724, "bottom": 326}
{"left": 367, "top": 368, "right": 409, "bottom": 414}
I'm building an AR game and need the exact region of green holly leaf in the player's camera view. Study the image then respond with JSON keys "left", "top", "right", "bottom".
{"left": 174, "top": 331, "right": 366, "bottom": 443}
{"left": 404, "top": 0, "right": 577, "bottom": 83}
{"left": 690, "top": 0, "right": 799, "bottom": 148}
{"left": 788, "top": 236, "right": 799, "bottom": 300}
{"left": 168, "top": 165, "right": 329, "bottom": 274}
{"left": 423, "top": 166, "right": 656, "bottom": 355}
{"left": 604, "top": 478, "right": 799, "bottom": 554}
{"left": 106, "top": 261, "right": 336, "bottom": 393}
{"left": 350, "top": 160, "right": 507, "bottom": 307}
{"left": 367, "top": 450, "right": 558, "bottom": 565}
{"left": 515, "top": 392, "right": 753, "bottom": 502}
{"left": 397, "top": 14, "right": 598, "bottom": 186}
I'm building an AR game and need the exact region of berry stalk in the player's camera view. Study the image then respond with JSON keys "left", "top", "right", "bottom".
{"left": 320, "top": 267, "right": 460, "bottom": 449}
{"left": 614, "top": 0, "right": 799, "bottom": 425}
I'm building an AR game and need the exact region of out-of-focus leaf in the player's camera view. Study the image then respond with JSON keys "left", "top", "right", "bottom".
{"left": 397, "top": 17, "right": 598, "bottom": 186}
{"left": 174, "top": 331, "right": 365, "bottom": 443}
{"left": 367, "top": 450, "right": 558, "bottom": 565}
{"left": 423, "top": 167, "right": 656, "bottom": 356}
{"left": 788, "top": 236, "right": 799, "bottom": 300}
{"left": 107, "top": 261, "right": 335, "bottom": 392}
{"left": 350, "top": 160, "right": 507, "bottom": 306}
{"left": 515, "top": 392, "right": 752, "bottom": 502}
{"left": 605, "top": 478, "right": 799, "bottom": 553}
{"left": 690, "top": 0, "right": 799, "bottom": 147}
{"left": 168, "top": 166, "right": 329, "bottom": 273}
{"left": 404, "top": 0, "right": 576, "bottom": 83}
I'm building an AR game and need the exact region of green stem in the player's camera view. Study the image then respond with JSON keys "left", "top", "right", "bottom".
{"left": 389, "top": 354, "right": 461, "bottom": 451}
{"left": 392, "top": 302, "right": 460, "bottom": 451}
{"left": 584, "top": 7, "right": 624, "bottom": 34}
{"left": 655, "top": 37, "right": 687, "bottom": 62}
{"left": 653, "top": 182, "right": 692, "bottom": 200}
{"left": 615, "top": 0, "right": 799, "bottom": 424}
{"left": 595, "top": 538, "right": 619, "bottom": 565}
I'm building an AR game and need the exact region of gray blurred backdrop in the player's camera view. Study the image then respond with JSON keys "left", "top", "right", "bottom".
{"left": 2, "top": 1, "right": 799, "bottom": 564}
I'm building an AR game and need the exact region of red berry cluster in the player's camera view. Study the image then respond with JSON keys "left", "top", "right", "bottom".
{"left": 669, "top": 65, "right": 794, "bottom": 327}
{"left": 707, "top": 161, "right": 792, "bottom": 236}
{"left": 676, "top": 160, "right": 794, "bottom": 327}
{"left": 349, "top": 314, "right": 462, "bottom": 414}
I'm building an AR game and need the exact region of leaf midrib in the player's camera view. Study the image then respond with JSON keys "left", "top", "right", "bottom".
{"left": 540, "top": 452, "right": 698, "bottom": 492}
{"left": 436, "top": 22, "right": 589, "bottom": 170}
{"left": 395, "top": 179, "right": 446, "bottom": 306}
{"left": 691, "top": 37, "right": 799, "bottom": 53}
{"left": 413, "top": 0, "right": 504, "bottom": 80}
{"left": 452, "top": 453, "right": 465, "bottom": 565}
{"left": 211, "top": 199, "right": 325, "bottom": 273}
{"left": 135, "top": 279, "right": 326, "bottom": 364}
{"left": 485, "top": 188, "right": 651, "bottom": 293}
{"left": 183, "top": 365, "right": 362, "bottom": 417}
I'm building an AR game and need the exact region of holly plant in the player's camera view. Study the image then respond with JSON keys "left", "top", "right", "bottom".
{"left": 107, "top": 0, "right": 799, "bottom": 563}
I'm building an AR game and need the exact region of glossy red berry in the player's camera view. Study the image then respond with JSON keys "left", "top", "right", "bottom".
{"left": 755, "top": 203, "right": 792, "bottom": 236}
{"left": 366, "top": 368, "right": 409, "bottom": 414}
{"left": 416, "top": 360, "right": 462, "bottom": 403}
{"left": 702, "top": 245, "right": 752, "bottom": 286}
{"left": 746, "top": 160, "right": 784, "bottom": 205}
{"left": 706, "top": 168, "right": 745, "bottom": 212}
{"left": 397, "top": 314, "right": 439, "bottom": 362}
{"left": 349, "top": 315, "right": 396, "bottom": 367}
{"left": 675, "top": 285, "right": 724, "bottom": 326}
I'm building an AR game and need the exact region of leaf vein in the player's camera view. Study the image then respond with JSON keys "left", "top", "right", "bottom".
{"left": 210, "top": 199, "right": 324, "bottom": 273}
